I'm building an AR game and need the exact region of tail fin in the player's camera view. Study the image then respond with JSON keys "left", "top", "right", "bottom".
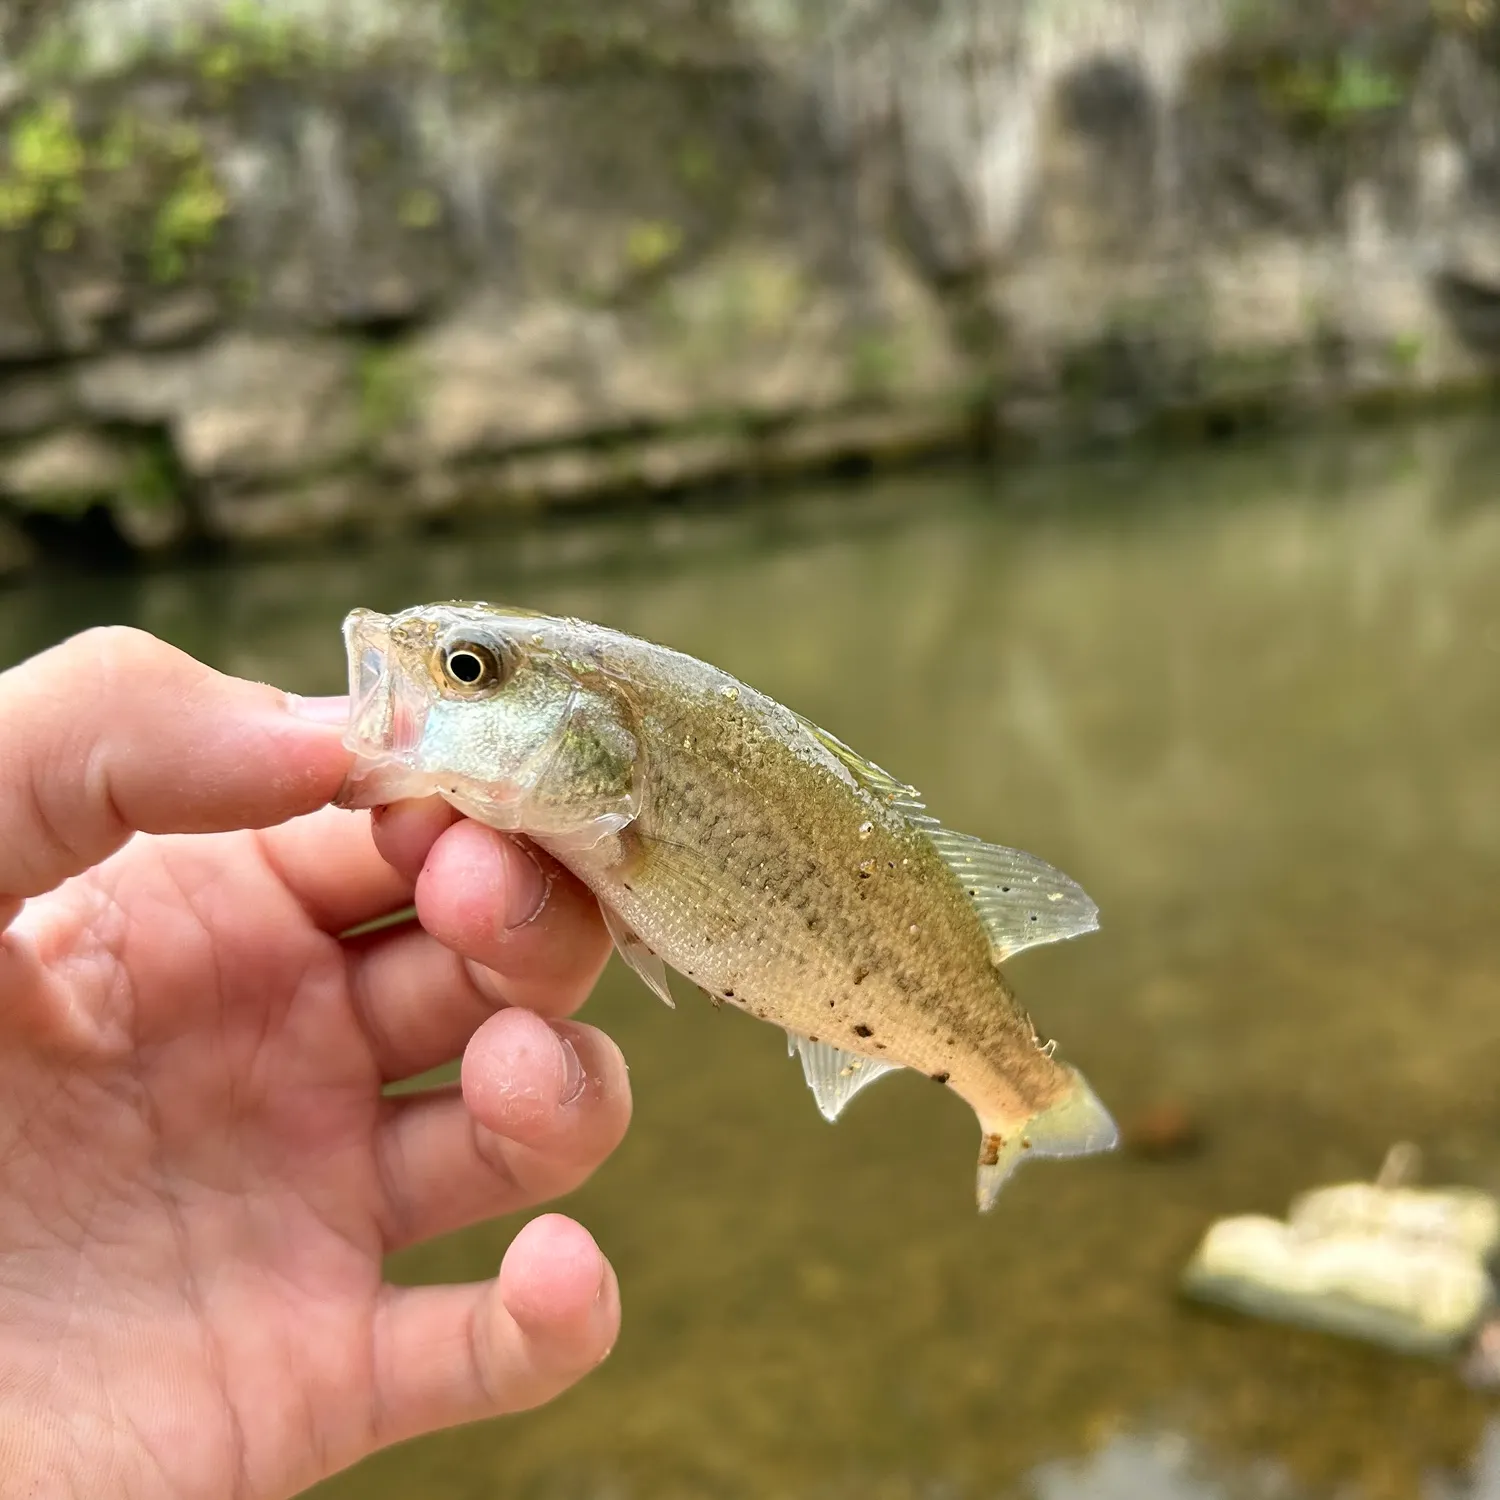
{"left": 975, "top": 1066, "right": 1118, "bottom": 1212}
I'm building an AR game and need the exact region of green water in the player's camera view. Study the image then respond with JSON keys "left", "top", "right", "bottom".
{"left": 5, "top": 418, "right": 1500, "bottom": 1499}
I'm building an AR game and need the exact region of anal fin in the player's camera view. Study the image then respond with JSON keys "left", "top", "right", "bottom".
{"left": 787, "top": 1033, "right": 901, "bottom": 1121}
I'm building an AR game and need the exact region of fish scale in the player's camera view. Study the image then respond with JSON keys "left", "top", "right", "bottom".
{"left": 338, "top": 602, "right": 1118, "bottom": 1210}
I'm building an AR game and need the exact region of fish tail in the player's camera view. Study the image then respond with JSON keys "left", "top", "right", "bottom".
{"left": 975, "top": 1065, "right": 1118, "bottom": 1212}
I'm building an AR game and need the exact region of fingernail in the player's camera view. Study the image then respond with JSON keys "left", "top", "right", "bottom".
{"left": 498, "top": 842, "right": 551, "bottom": 932}
{"left": 287, "top": 693, "right": 351, "bottom": 726}
{"left": 556, "top": 1031, "right": 586, "bottom": 1105}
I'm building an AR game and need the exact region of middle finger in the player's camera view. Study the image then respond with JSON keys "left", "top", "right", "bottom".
{"left": 348, "top": 825, "right": 611, "bottom": 1081}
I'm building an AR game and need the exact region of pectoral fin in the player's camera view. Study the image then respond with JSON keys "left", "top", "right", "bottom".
{"left": 599, "top": 901, "right": 676, "bottom": 1008}
{"left": 787, "top": 1033, "right": 901, "bottom": 1121}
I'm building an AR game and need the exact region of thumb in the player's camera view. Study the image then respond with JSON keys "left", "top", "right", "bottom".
{"left": 0, "top": 625, "right": 351, "bottom": 916}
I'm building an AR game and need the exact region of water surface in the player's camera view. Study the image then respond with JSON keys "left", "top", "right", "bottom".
{"left": 5, "top": 418, "right": 1500, "bottom": 1500}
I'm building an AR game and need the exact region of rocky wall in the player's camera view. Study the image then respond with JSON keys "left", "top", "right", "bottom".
{"left": 0, "top": 0, "right": 1497, "bottom": 575}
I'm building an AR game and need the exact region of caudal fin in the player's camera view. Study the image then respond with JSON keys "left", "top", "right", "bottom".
{"left": 975, "top": 1066, "right": 1118, "bottom": 1212}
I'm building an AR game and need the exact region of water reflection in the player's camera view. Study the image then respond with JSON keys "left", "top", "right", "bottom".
{"left": 2, "top": 416, "right": 1499, "bottom": 1499}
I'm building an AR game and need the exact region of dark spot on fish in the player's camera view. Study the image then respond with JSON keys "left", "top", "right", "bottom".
{"left": 1001, "top": 886, "right": 1011, "bottom": 893}
{"left": 931, "top": 1071, "right": 950, "bottom": 1085}
{"left": 887, "top": 861, "right": 895, "bottom": 869}
{"left": 968, "top": 888, "right": 977, "bottom": 896}
{"left": 1029, "top": 914, "right": 1038, "bottom": 923}
{"left": 827, "top": 999, "right": 836, "bottom": 1008}
{"left": 1021, "top": 1136, "right": 1034, "bottom": 1151}
{"left": 853, "top": 1023, "right": 873, "bottom": 1038}
{"left": 874, "top": 1042, "right": 887, "bottom": 1051}
{"left": 980, "top": 1133, "right": 1004, "bottom": 1168}
{"left": 623, "top": 882, "right": 633, "bottom": 892}
{"left": 723, "top": 989, "right": 735, "bottom": 999}
{"left": 858, "top": 870, "right": 870, "bottom": 880}
{"left": 853, "top": 966, "right": 869, "bottom": 985}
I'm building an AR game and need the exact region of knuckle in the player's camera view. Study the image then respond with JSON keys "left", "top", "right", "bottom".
{"left": 67, "top": 624, "right": 160, "bottom": 672}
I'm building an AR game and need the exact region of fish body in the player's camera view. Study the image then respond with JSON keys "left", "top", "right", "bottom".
{"left": 338, "top": 603, "right": 1117, "bottom": 1209}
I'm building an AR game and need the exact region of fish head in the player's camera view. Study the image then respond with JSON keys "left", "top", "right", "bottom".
{"left": 337, "top": 602, "right": 640, "bottom": 847}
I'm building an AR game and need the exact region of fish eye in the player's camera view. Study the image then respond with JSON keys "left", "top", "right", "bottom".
{"left": 438, "top": 639, "right": 505, "bottom": 693}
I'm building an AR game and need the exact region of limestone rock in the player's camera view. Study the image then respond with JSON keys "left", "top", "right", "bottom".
{"left": 0, "top": 373, "right": 74, "bottom": 438}
{"left": 78, "top": 336, "right": 361, "bottom": 483}
{"left": 0, "top": 428, "right": 131, "bottom": 509}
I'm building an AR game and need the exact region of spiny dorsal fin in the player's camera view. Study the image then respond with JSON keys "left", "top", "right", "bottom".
{"left": 927, "top": 828, "right": 1099, "bottom": 961}
{"left": 792, "top": 713, "right": 933, "bottom": 825}
{"left": 787, "top": 1032, "right": 902, "bottom": 1121}
{"left": 791, "top": 711, "right": 1097, "bottom": 962}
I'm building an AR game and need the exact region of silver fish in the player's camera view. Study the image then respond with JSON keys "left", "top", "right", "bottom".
{"left": 338, "top": 602, "right": 1117, "bottom": 1208}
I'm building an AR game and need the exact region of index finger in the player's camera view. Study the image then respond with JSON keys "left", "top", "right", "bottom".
{"left": 0, "top": 626, "right": 351, "bottom": 918}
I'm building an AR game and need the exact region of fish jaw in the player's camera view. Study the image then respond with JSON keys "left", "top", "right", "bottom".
{"left": 974, "top": 1065, "right": 1119, "bottom": 1211}
{"left": 336, "top": 608, "right": 442, "bottom": 807}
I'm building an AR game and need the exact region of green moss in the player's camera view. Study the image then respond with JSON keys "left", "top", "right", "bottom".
{"left": 398, "top": 188, "right": 443, "bottom": 230}
{"left": 1389, "top": 332, "right": 1424, "bottom": 370}
{"left": 0, "top": 96, "right": 85, "bottom": 232}
{"left": 151, "top": 158, "right": 227, "bottom": 282}
{"left": 121, "top": 440, "right": 178, "bottom": 513}
{"left": 0, "top": 93, "right": 227, "bottom": 278}
{"left": 676, "top": 140, "right": 717, "bottom": 188}
{"left": 625, "top": 219, "right": 684, "bottom": 274}
{"left": 849, "top": 330, "right": 903, "bottom": 398}
{"left": 1272, "top": 55, "right": 1406, "bottom": 122}
{"left": 358, "top": 346, "right": 419, "bottom": 442}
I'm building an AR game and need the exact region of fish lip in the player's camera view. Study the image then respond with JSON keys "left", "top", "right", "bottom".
{"left": 341, "top": 608, "right": 394, "bottom": 759}
{"left": 337, "top": 607, "right": 439, "bottom": 808}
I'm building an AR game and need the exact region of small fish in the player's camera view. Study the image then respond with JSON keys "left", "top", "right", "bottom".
{"left": 337, "top": 603, "right": 1117, "bottom": 1209}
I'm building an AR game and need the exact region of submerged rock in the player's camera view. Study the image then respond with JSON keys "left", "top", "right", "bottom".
{"left": 1181, "top": 1146, "right": 1499, "bottom": 1359}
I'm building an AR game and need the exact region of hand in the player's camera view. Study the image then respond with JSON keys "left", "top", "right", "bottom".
{"left": 0, "top": 628, "right": 630, "bottom": 1500}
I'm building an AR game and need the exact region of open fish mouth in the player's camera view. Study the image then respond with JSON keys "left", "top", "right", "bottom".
{"left": 335, "top": 609, "right": 441, "bottom": 808}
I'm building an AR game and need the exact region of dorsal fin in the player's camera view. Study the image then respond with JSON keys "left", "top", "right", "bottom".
{"left": 792, "top": 713, "right": 933, "bottom": 825}
{"left": 787, "top": 1032, "right": 902, "bottom": 1121}
{"left": 792, "top": 711, "right": 1097, "bottom": 961}
{"left": 926, "top": 828, "right": 1099, "bottom": 961}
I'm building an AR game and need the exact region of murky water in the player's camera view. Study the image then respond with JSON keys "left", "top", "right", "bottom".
{"left": 5, "top": 417, "right": 1500, "bottom": 1500}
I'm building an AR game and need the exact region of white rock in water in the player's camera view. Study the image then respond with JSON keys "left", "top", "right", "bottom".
{"left": 1287, "top": 1184, "right": 1500, "bottom": 1263}
{"left": 1182, "top": 1213, "right": 1494, "bottom": 1358}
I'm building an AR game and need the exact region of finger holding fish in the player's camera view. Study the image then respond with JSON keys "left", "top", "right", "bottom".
{"left": 412, "top": 819, "right": 613, "bottom": 1019}
{"left": 344, "top": 822, "right": 612, "bottom": 1080}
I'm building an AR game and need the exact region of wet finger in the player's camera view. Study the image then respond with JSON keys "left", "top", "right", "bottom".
{"left": 376, "top": 1012, "right": 631, "bottom": 1249}
{"left": 370, "top": 797, "right": 461, "bottom": 884}
{"left": 369, "top": 1214, "right": 619, "bottom": 1449}
{"left": 413, "top": 821, "right": 612, "bottom": 1018}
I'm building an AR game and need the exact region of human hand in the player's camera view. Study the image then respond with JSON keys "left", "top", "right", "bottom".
{"left": 0, "top": 628, "right": 630, "bottom": 1500}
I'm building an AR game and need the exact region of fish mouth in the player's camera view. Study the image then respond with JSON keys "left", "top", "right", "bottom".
{"left": 335, "top": 608, "right": 439, "bottom": 808}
